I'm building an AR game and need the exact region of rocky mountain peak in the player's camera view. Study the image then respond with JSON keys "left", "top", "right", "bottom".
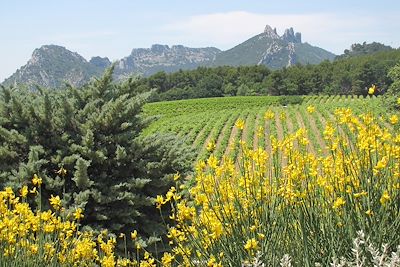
{"left": 89, "top": 56, "right": 111, "bottom": 69}
{"left": 2, "top": 44, "right": 104, "bottom": 88}
{"left": 31, "top": 45, "right": 87, "bottom": 63}
{"left": 281, "top": 27, "right": 301, "bottom": 43}
{"left": 151, "top": 44, "right": 170, "bottom": 53}
{"left": 263, "top": 25, "right": 279, "bottom": 39}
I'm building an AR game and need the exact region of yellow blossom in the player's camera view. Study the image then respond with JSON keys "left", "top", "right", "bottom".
{"left": 161, "top": 252, "right": 174, "bottom": 266}
{"left": 380, "top": 191, "right": 390, "bottom": 206}
{"left": 280, "top": 112, "right": 286, "bottom": 121}
{"left": 32, "top": 174, "right": 42, "bottom": 187}
{"left": 365, "top": 209, "right": 374, "bottom": 216}
{"left": 101, "top": 255, "right": 115, "bottom": 267}
{"left": 244, "top": 238, "right": 258, "bottom": 251}
{"left": 165, "top": 187, "right": 176, "bottom": 201}
{"left": 131, "top": 230, "right": 138, "bottom": 240}
{"left": 235, "top": 118, "right": 245, "bottom": 130}
{"left": 20, "top": 185, "right": 28, "bottom": 198}
{"left": 30, "top": 187, "right": 38, "bottom": 195}
{"left": 74, "top": 208, "right": 84, "bottom": 220}
{"left": 257, "top": 233, "right": 265, "bottom": 240}
{"left": 5, "top": 186, "right": 14, "bottom": 197}
{"left": 264, "top": 110, "right": 275, "bottom": 120}
{"left": 155, "top": 195, "right": 165, "bottom": 209}
{"left": 207, "top": 255, "right": 220, "bottom": 267}
{"left": 353, "top": 191, "right": 368, "bottom": 198}
{"left": 333, "top": 197, "right": 346, "bottom": 209}
{"left": 307, "top": 105, "right": 315, "bottom": 113}
{"left": 173, "top": 172, "right": 180, "bottom": 181}
{"left": 29, "top": 244, "right": 39, "bottom": 255}
{"left": 323, "top": 123, "right": 335, "bottom": 139}
{"left": 256, "top": 126, "right": 264, "bottom": 138}
{"left": 49, "top": 195, "right": 62, "bottom": 210}
{"left": 206, "top": 140, "right": 216, "bottom": 152}
{"left": 207, "top": 154, "right": 219, "bottom": 169}
{"left": 368, "top": 84, "right": 376, "bottom": 95}
{"left": 389, "top": 114, "right": 399, "bottom": 125}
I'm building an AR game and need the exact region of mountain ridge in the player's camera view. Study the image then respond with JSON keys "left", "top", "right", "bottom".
{"left": 114, "top": 44, "right": 221, "bottom": 79}
{"left": 2, "top": 25, "right": 336, "bottom": 88}
{"left": 212, "top": 25, "right": 335, "bottom": 68}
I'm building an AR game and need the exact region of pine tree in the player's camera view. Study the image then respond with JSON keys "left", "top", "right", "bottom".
{"left": 0, "top": 67, "right": 193, "bottom": 243}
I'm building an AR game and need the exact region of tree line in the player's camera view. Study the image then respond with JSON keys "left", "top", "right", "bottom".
{"left": 121, "top": 48, "right": 400, "bottom": 101}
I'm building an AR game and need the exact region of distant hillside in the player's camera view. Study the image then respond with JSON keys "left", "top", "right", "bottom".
{"left": 336, "top": 42, "right": 394, "bottom": 60}
{"left": 212, "top": 25, "right": 336, "bottom": 69}
{"left": 130, "top": 48, "right": 400, "bottom": 101}
{"left": 2, "top": 45, "right": 110, "bottom": 88}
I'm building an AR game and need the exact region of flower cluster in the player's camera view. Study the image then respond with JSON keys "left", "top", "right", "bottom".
{"left": 157, "top": 108, "right": 400, "bottom": 266}
{"left": 0, "top": 177, "right": 160, "bottom": 267}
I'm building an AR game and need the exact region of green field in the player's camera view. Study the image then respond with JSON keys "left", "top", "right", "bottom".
{"left": 143, "top": 95, "right": 387, "bottom": 161}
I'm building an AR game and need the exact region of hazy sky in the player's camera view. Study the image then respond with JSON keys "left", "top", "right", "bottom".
{"left": 1, "top": 0, "right": 400, "bottom": 82}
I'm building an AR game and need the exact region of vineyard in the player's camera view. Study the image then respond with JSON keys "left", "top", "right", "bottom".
{"left": 143, "top": 95, "right": 389, "bottom": 162}
{"left": 139, "top": 94, "right": 400, "bottom": 265}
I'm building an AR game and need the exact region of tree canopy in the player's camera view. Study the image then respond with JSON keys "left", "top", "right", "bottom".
{"left": 122, "top": 48, "right": 400, "bottom": 101}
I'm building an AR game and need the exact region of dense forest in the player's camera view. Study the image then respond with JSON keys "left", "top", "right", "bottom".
{"left": 119, "top": 46, "right": 400, "bottom": 101}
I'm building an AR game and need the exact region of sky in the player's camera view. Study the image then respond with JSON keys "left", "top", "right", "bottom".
{"left": 1, "top": 0, "right": 400, "bottom": 82}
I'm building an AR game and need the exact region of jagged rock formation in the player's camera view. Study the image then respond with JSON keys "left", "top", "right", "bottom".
{"left": 281, "top": 27, "right": 302, "bottom": 43}
{"left": 263, "top": 25, "right": 279, "bottom": 39}
{"left": 212, "top": 25, "right": 335, "bottom": 69}
{"left": 114, "top": 44, "right": 220, "bottom": 78}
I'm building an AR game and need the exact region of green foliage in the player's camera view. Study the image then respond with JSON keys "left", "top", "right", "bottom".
{"left": 383, "top": 63, "right": 400, "bottom": 111}
{"left": 336, "top": 41, "right": 393, "bottom": 60}
{"left": 125, "top": 49, "right": 400, "bottom": 101}
{"left": 141, "top": 65, "right": 271, "bottom": 101}
{"left": 278, "top": 95, "right": 304, "bottom": 106}
{"left": 388, "top": 63, "right": 400, "bottom": 95}
{"left": 0, "top": 68, "right": 194, "bottom": 242}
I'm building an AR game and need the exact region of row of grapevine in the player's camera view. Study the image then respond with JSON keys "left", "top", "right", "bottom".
{"left": 142, "top": 95, "right": 397, "bottom": 165}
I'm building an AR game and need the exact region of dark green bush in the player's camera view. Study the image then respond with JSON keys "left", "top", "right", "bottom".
{"left": 0, "top": 67, "right": 193, "bottom": 241}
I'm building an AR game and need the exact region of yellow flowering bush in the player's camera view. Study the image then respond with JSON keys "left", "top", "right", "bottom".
{"left": 2, "top": 106, "right": 400, "bottom": 266}
{"left": 157, "top": 108, "right": 400, "bottom": 266}
{"left": 0, "top": 179, "right": 160, "bottom": 267}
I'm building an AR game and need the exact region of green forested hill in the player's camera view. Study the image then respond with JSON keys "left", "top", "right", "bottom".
{"left": 126, "top": 48, "right": 400, "bottom": 101}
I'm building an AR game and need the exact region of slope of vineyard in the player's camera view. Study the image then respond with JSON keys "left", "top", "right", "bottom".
{"left": 143, "top": 95, "right": 390, "bottom": 162}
